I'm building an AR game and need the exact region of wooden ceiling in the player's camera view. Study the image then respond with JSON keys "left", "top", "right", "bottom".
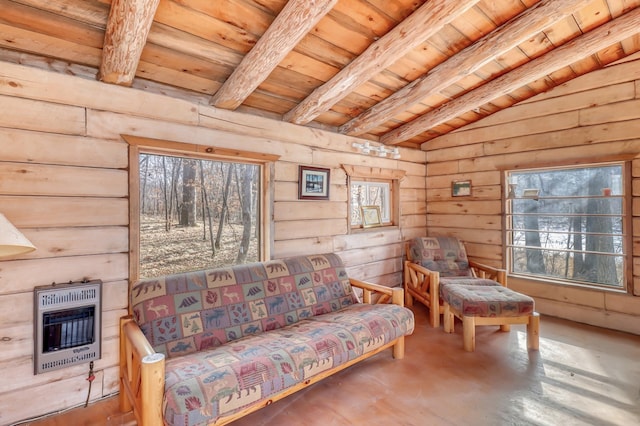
{"left": 1, "top": 0, "right": 640, "bottom": 149}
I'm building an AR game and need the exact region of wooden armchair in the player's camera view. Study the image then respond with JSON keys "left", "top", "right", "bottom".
{"left": 403, "top": 236, "right": 506, "bottom": 327}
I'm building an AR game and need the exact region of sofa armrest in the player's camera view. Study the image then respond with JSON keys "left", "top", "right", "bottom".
{"left": 119, "top": 316, "right": 165, "bottom": 426}
{"left": 350, "top": 278, "right": 405, "bottom": 306}
{"left": 468, "top": 260, "right": 507, "bottom": 286}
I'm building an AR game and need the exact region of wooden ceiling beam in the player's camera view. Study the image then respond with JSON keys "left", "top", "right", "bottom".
{"left": 98, "top": 0, "right": 160, "bottom": 86}
{"left": 339, "top": 0, "right": 594, "bottom": 137}
{"left": 283, "top": 0, "right": 481, "bottom": 125}
{"left": 380, "top": 7, "right": 640, "bottom": 146}
{"left": 210, "top": 0, "right": 338, "bottom": 110}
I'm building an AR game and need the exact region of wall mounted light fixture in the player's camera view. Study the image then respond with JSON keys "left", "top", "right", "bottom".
{"left": 352, "top": 142, "right": 400, "bottom": 159}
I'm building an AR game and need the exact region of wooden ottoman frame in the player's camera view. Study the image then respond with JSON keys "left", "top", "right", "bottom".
{"left": 443, "top": 302, "right": 540, "bottom": 352}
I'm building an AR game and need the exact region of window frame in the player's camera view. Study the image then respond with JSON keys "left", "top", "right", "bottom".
{"left": 125, "top": 135, "right": 279, "bottom": 282}
{"left": 504, "top": 161, "right": 632, "bottom": 293}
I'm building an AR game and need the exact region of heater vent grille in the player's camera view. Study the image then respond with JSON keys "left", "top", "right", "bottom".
{"left": 38, "top": 286, "right": 99, "bottom": 308}
{"left": 34, "top": 280, "right": 102, "bottom": 374}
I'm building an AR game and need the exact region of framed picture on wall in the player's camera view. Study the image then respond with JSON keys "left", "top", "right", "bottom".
{"left": 451, "top": 180, "right": 472, "bottom": 197}
{"left": 361, "top": 205, "right": 382, "bottom": 228}
{"left": 298, "top": 166, "right": 330, "bottom": 200}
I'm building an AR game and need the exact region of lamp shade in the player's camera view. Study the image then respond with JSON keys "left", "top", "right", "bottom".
{"left": 0, "top": 213, "right": 36, "bottom": 257}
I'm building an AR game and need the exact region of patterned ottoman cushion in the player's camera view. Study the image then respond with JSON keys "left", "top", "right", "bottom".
{"left": 162, "top": 303, "right": 414, "bottom": 426}
{"left": 440, "top": 284, "right": 534, "bottom": 317}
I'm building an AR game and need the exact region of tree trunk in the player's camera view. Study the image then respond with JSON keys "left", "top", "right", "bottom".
{"left": 199, "top": 161, "right": 215, "bottom": 257}
{"left": 584, "top": 170, "right": 617, "bottom": 284}
{"left": 572, "top": 205, "right": 585, "bottom": 278}
{"left": 162, "top": 156, "right": 170, "bottom": 231}
{"left": 180, "top": 159, "right": 197, "bottom": 226}
{"left": 524, "top": 200, "right": 546, "bottom": 273}
{"left": 236, "top": 164, "right": 254, "bottom": 264}
{"left": 522, "top": 174, "right": 545, "bottom": 273}
{"left": 140, "top": 155, "right": 149, "bottom": 214}
{"left": 215, "top": 163, "right": 234, "bottom": 249}
{"left": 169, "top": 157, "right": 181, "bottom": 225}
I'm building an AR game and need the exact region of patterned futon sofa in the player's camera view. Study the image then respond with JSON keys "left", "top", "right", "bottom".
{"left": 119, "top": 253, "right": 414, "bottom": 426}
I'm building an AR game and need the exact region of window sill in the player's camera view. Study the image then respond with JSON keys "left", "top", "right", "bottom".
{"left": 350, "top": 224, "right": 398, "bottom": 234}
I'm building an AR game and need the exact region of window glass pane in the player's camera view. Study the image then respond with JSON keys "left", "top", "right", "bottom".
{"left": 507, "top": 163, "right": 625, "bottom": 288}
{"left": 139, "top": 153, "right": 261, "bottom": 278}
{"left": 350, "top": 180, "right": 390, "bottom": 225}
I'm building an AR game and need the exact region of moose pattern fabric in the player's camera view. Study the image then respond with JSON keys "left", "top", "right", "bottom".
{"left": 131, "top": 254, "right": 357, "bottom": 358}
{"left": 162, "top": 303, "right": 414, "bottom": 426}
{"left": 409, "top": 236, "right": 473, "bottom": 277}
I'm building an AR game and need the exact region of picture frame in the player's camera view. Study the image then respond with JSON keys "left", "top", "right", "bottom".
{"left": 451, "top": 180, "right": 472, "bottom": 197}
{"left": 298, "top": 166, "right": 330, "bottom": 200}
{"left": 361, "top": 205, "right": 382, "bottom": 228}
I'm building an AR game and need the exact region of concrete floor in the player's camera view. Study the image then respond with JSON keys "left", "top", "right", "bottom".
{"left": 30, "top": 303, "right": 640, "bottom": 426}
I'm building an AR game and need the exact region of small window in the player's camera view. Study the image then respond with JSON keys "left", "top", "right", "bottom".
{"left": 351, "top": 180, "right": 391, "bottom": 226}
{"left": 138, "top": 152, "right": 262, "bottom": 278}
{"left": 505, "top": 163, "right": 627, "bottom": 289}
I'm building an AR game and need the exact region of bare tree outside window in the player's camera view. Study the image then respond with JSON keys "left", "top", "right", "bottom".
{"left": 139, "top": 153, "right": 261, "bottom": 278}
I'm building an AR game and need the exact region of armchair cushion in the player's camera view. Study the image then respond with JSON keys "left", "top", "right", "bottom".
{"left": 408, "top": 237, "right": 473, "bottom": 277}
{"left": 440, "top": 277, "right": 500, "bottom": 288}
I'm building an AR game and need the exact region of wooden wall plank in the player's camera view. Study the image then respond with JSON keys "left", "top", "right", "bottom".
{"left": 0, "top": 128, "right": 128, "bottom": 168}
{"left": 427, "top": 214, "right": 502, "bottom": 230}
{"left": 345, "top": 258, "right": 402, "bottom": 284}
{"left": 274, "top": 219, "right": 347, "bottom": 240}
{"left": 0, "top": 95, "right": 85, "bottom": 135}
{"left": 0, "top": 254, "right": 128, "bottom": 295}
{"left": 0, "top": 163, "right": 128, "bottom": 197}
{"left": 274, "top": 201, "right": 348, "bottom": 221}
{"left": 333, "top": 228, "right": 403, "bottom": 251}
{"left": 273, "top": 237, "right": 335, "bottom": 259}
{"left": 426, "top": 171, "right": 501, "bottom": 189}
{"left": 579, "top": 98, "right": 640, "bottom": 125}
{"left": 0, "top": 370, "right": 105, "bottom": 425}
{"left": 426, "top": 227, "right": 503, "bottom": 246}
{"left": 401, "top": 214, "right": 427, "bottom": 228}
{"left": 338, "top": 242, "right": 403, "bottom": 267}
{"left": 0, "top": 196, "right": 129, "bottom": 228}
{"left": 464, "top": 81, "right": 635, "bottom": 128}
{"left": 401, "top": 188, "right": 428, "bottom": 202}
{"left": 516, "top": 55, "right": 640, "bottom": 104}
{"left": 17, "top": 227, "right": 129, "bottom": 259}
{"left": 431, "top": 110, "right": 580, "bottom": 146}
{"left": 402, "top": 201, "right": 427, "bottom": 215}
{"left": 0, "top": 61, "right": 199, "bottom": 125}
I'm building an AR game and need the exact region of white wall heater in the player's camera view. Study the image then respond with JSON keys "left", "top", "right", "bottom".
{"left": 34, "top": 280, "right": 102, "bottom": 374}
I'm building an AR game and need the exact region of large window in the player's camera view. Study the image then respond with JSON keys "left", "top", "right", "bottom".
{"left": 138, "top": 152, "right": 262, "bottom": 278}
{"left": 506, "top": 163, "right": 627, "bottom": 289}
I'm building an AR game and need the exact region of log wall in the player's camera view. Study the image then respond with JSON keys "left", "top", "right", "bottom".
{"left": 0, "top": 62, "right": 426, "bottom": 424}
{"left": 424, "top": 54, "right": 640, "bottom": 336}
